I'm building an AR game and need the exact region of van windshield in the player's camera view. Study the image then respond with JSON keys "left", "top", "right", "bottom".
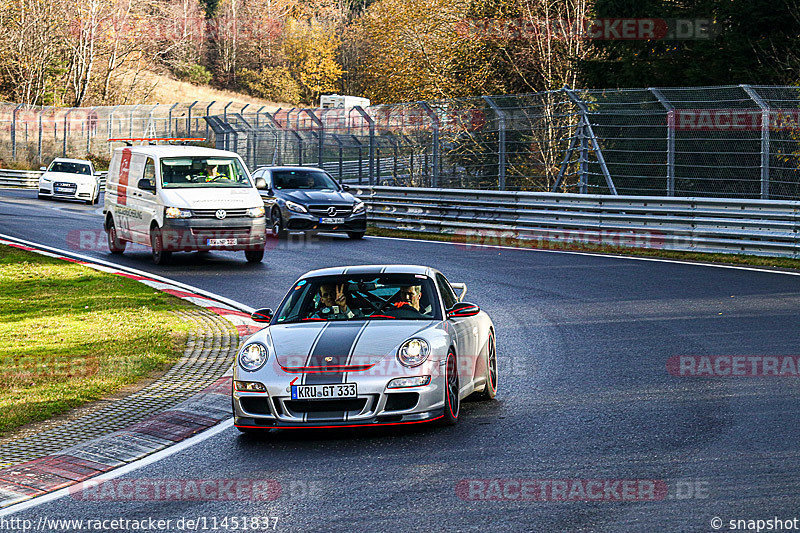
{"left": 160, "top": 157, "right": 252, "bottom": 188}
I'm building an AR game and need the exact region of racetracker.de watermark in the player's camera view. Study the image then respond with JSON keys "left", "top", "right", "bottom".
{"left": 65, "top": 229, "right": 321, "bottom": 252}
{"left": 456, "top": 18, "right": 716, "bottom": 41}
{"left": 68, "top": 479, "right": 281, "bottom": 501}
{"left": 668, "top": 356, "right": 800, "bottom": 377}
{"left": 452, "top": 228, "right": 666, "bottom": 251}
{"left": 669, "top": 109, "right": 800, "bottom": 132}
{"left": 455, "top": 479, "right": 711, "bottom": 501}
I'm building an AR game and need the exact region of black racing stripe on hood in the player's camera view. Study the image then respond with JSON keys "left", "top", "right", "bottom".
{"left": 304, "top": 321, "right": 366, "bottom": 385}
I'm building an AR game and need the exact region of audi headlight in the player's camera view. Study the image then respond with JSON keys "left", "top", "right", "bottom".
{"left": 352, "top": 200, "right": 366, "bottom": 214}
{"left": 246, "top": 206, "right": 265, "bottom": 218}
{"left": 397, "top": 338, "right": 430, "bottom": 367}
{"left": 239, "top": 343, "right": 268, "bottom": 371}
{"left": 165, "top": 207, "right": 192, "bottom": 219}
{"left": 285, "top": 200, "right": 307, "bottom": 213}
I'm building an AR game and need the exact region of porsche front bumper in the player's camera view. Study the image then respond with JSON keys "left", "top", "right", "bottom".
{"left": 232, "top": 363, "right": 447, "bottom": 429}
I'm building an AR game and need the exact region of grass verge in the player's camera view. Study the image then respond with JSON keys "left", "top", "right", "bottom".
{"left": 0, "top": 245, "right": 192, "bottom": 436}
{"left": 366, "top": 227, "right": 800, "bottom": 272}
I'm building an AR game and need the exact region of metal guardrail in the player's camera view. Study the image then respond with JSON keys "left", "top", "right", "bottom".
{"left": 0, "top": 169, "right": 107, "bottom": 190}
{"left": 354, "top": 186, "right": 800, "bottom": 258}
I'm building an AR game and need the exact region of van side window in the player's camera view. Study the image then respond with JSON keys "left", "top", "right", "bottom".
{"left": 141, "top": 158, "right": 156, "bottom": 189}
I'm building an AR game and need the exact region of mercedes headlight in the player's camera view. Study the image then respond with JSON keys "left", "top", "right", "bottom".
{"left": 246, "top": 206, "right": 265, "bottom": 218}
{"left": 239, "top": 343, "right": 268, "bottom": 371}
{"left": 352, "top": 200, "right": 366, "bottom": 214}
{"left": 397, "top": 338, "right": 430, "bottom": 367}
{"left": 285, "top": 200, "right": 307, "bottom": 213}
{"left": 165, "top": 207, "right": 192, "bottom": 219}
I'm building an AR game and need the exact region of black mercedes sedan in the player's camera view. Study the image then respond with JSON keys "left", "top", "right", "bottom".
{"left": 251, "top": 166, "right": 367, "bottom": 240}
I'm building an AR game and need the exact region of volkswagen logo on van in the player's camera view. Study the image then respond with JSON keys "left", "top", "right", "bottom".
{"left": 215, "top": 209, "right": 227, "bottom": 220}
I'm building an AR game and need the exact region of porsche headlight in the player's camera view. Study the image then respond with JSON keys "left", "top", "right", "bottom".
{"left": 239, "top": 343, "right": 268, "bottom": 371}
{"left": 246, "top": 206, "right": 265, "bottom": 218}
{"left": 352, "top": 200, "right": 366, "bottom": 214}
{"left": 165, "top": 207, "right": 192, "bottom": 219}
{"left": 397, "top": 338, "right": 430, "bottom": 367}
{"left": 285, "top": 200, "right": 307, "bottom": 213}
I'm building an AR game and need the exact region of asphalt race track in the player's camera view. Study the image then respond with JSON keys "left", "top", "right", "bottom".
{"left": 2, "top": 188, "right": 800, "bottom": 532}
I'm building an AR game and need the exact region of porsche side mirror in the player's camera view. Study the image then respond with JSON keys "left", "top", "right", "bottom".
{"left": 251, "top": 308, "right": 273, "bottom": 323}
{"left": 342, "top": 184, "right": 351, "bottom": 191}
{"left": 39, "top": 166, "right": 47, "bottom": 171}
{"left": 447, "top": 302, "right": 480, "bottom": 319}
{"left": 255, "top": 177, "right": 267, "bottom": 190}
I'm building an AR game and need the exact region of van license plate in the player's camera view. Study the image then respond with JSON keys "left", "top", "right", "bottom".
{"left": 207, "top": 238, "right": 237, "bottom": 246}
{"left": 319, "top": 217, "right": 345, "bottom": 224}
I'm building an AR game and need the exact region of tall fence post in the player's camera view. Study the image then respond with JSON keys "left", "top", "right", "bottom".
{"left": 63, "top": 109, "right": 73, "bottom": 157}
{"left": 167, "top": 103, "right": 178, "bottom": 137}
{"left": 285, "top": 108, "right": 297, "bottom": 164}
{"left": 11, "top": 104, "right": 22, "bottom": 161}
{"left": 37, "top": 108, "right": 44, "bottom": 163}
{"left": 352, "top": 106, "right": 375, "bottom": 185}
{"left": 741, "top": 84, "right": 771, "bottom": 199}
{"left": 255, "top": 105, "right": 266, "bottom": 128}
{"left": 205, "top": 101, "right": 216, "bottom": 140}
{"left": 334, "top": 134, "right": 344, "bottom": 182}
{"left": 579, "top": 117, "right": 588, "bottom": 194}
{"left": 303, "top": 109, "right": 324, "bottom": 167}
{"left": 419, "top": 102, "right": 440, "bottom": 187}
{"left": 483, "top": 96, "right": 507, "bottom": 190}
{"left": 563, "top": 87, "right": 617, "bottom": 195}
{"left": 187, "top": 101, "right": 198, "bottom": 136}
{"left": 650, "top": 87, "right": 675, "bottom": 196}
{"left": 107, "top": 105, "right": 120, "bottom": 141}
{"left": 87, "top": 106, "right": 99, "bottom": 156}
{"left": 129, "top": 104, "right": 141, "bottom": 138}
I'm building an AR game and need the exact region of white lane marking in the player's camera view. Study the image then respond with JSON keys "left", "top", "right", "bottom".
{"left": 0, "top": 233, "right": 255, "bottom": 312}
{"left": 365, "top": 235, "right": 800, "bottom": 277}
{"left": 0, "top": 419, "right": 234, "bottom": 517}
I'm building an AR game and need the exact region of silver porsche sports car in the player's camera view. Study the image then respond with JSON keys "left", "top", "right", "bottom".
{"left": 233, "top": 265, "right": 497, "bottom": 431}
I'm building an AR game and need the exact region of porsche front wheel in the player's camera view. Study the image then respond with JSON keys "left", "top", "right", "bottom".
{"left": 441, "top": 350, "right": 460, "bottom": 425}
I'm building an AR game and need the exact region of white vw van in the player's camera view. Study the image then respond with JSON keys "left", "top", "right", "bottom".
{"left": 103, "top": 145, "right": 267, "bottom": 264}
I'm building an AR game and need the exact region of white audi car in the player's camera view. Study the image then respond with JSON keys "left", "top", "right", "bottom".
{"left": 38, "top": 158, "right": 101, "bottom": 205}
{"left": 233, "top": 265, "right": 498, "bottom": 432}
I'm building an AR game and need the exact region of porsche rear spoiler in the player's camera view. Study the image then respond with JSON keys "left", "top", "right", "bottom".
{"left": 450, "top": 282, "right": 467, "bottom": 302}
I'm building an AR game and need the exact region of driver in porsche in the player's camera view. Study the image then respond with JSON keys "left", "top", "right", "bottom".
{"left": 394, "top": 285, "right": 432, "bottom": 315}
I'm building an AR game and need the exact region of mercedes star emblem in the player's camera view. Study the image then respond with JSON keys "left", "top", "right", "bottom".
{"left": 327, "top": 207, "right": 337, "bottom": 216}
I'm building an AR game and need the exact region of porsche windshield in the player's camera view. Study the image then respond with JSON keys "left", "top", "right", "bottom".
{"left": 274, "top": 274, "right": 441, "bottom": 323}
{"left": 160, "top": 157, "right": 251, "bottom": 188}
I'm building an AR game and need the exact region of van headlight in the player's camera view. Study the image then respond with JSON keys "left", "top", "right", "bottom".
{"left": 397, "top": 338, "right": 430, "bottom": 367}
{"left": 352, "top": 200, "right": 366, "bottom": 214}
{"left": 239, "top": 343, "right": 268, "bottom": 371}
{"left": 285, "top": 200, "right": 307, "bottom": 213}
{"left": 246, "top": 206, "right": 265, "bottom": 218}
{"left": 165, "top": 207, "right": 192, "bottom": 219}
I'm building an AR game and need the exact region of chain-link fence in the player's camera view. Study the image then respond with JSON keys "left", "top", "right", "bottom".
{"left": 0, "top": 101, "right": 276, "bottom": 168}
{"left": 207, "top": 86, "right": 800, "bottom": 200}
